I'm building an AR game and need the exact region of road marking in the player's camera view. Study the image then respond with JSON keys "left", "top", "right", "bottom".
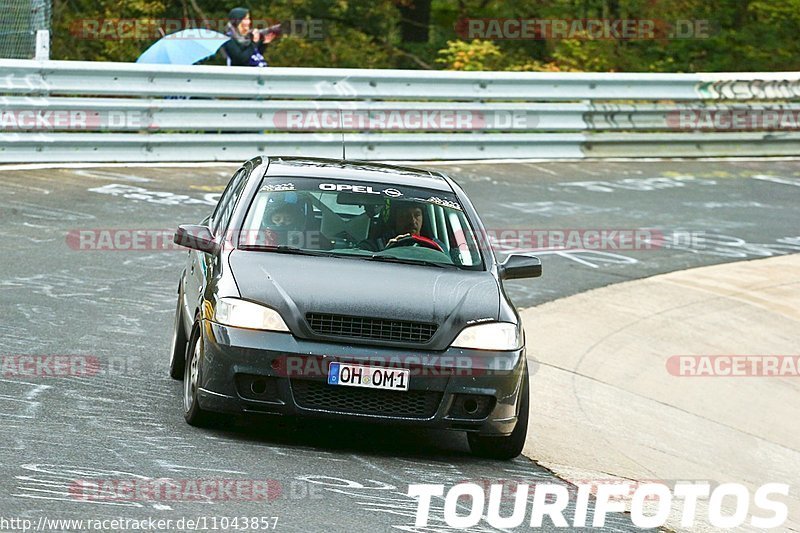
{"left": 752, "top": 174, "right": 800, "bottom": 187}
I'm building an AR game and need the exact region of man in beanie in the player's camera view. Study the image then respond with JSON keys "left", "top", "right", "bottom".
{"left": 222, "top": 7, "right": 275, "bottom": 67}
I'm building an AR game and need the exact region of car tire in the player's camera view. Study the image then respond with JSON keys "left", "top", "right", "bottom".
{"left": 467, "top": 361, "right": 529, "bottom": 460}
{"left": 169, "top": 295, "right": 188, "bottom": 380}
{"left": 183, "top": 325, "right": 215, "bottom": 427}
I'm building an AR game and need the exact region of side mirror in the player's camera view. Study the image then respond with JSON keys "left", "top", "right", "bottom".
{"left": 174, "top": 224, "right": 219, "bottom": 254}
{"left": 499, "top": 254, "right": 542, "bottom": 280}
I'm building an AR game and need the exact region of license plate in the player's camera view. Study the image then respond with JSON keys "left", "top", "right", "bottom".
{"left": 327, "top": 362, "right": 409, "bottom": 391}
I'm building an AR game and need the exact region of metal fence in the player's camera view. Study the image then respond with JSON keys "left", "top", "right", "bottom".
{"left": 0, "top": 0, "right": 50, "bottom": 59}
{"left": 1, "top": 59, "right": 800, "bottom": 162}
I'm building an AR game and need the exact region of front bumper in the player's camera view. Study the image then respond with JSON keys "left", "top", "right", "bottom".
{"left": 196, "top": 320, "right": 527, "bottom": 436}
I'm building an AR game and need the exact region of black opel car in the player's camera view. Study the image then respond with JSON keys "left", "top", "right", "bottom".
{"left": 170, "top": 156, "right": 541, "bottom": 459}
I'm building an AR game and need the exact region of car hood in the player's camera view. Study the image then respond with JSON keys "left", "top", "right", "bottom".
{"left": 228, "top": 251, "right": 500, "bottom": 348}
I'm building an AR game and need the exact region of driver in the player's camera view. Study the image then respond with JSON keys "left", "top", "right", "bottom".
{"left": 387, "top": 204, "right": 423, "bottom": 243}
{"left": 378, "top": 201, "right": 445, "bottom": 252}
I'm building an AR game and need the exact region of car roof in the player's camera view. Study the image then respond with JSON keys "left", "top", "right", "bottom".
{"left": 263, "top": 156, "right": 453, "bottom": 192}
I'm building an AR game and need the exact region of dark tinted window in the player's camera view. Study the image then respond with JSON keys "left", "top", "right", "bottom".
{"left": 211, "top": 168, "right": 249, "bottom": 236}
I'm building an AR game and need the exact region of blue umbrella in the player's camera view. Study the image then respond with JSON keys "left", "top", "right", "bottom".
{"left": 136, "top": 29, "right": 230, "bottom": 65}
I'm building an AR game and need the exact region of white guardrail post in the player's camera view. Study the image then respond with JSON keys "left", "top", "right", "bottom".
{"left": 1, "top": 59, "right": 799, "bottom": 162}
{"left": 34, "top": 31, "right": 50, "bottom": 61}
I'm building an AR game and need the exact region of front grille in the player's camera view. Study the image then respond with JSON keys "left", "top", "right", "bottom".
{"left": 306, "top": 313, "right": 437, "bottom": 344}
{"left": 291, "top": 380, "right": 442, "bottom": 418}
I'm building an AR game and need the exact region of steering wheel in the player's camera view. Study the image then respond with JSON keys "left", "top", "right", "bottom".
{"left": 385, "top": 234, "right": 444, "bottom": 253}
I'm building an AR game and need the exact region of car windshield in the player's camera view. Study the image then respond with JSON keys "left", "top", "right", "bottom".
{"left": 238, "top": 177, "right": 484, "bottom": 269}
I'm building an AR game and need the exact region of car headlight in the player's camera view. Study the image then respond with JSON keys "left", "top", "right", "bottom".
{"left": 213, "top": 297, "right": 290, "bottom": 332}
{"left": 451, "top": 322, "right": 521, "bottom": 351}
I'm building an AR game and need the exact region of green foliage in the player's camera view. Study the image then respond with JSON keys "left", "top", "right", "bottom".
{"left": 435, "top": 39, "right": 504, "bottom": 71}
{"left": 51, "top": 0, "right": 800, "bottom": 72}
{"left": 267, "top": 27, "right": 393, "bottom": 69}
{"left": 53, "top": 0, "right": 168, "bottom": 61}
{"left": 436, "top": 39, "right": 570, "bottom": 71}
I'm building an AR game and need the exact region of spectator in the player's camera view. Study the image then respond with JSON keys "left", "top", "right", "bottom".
{"left": 222, "top": 7, "right": 275, "bottom": 67}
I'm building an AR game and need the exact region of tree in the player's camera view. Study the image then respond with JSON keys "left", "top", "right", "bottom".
{"left": 49, "top": 0, "right": 800, "bottom": 72}
{"left": 398, "top": 0, "right": 432, "bottom": 42}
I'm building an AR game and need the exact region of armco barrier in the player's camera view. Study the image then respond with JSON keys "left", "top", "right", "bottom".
{"left": 1, "top": 59, "right": 799, "bottom": 162}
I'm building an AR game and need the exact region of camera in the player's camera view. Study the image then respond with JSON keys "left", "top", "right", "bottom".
{"left": 252, "top": 23, "right": 282, "bottom": 37}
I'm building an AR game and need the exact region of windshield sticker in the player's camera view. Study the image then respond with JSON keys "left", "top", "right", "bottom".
{"left": 318, "top": 183, "right": 404, "bottom": 197}
{"left": 423, "top": 196, "right": 463, "bottom": 211}
{"left": 261, "top": 183, "right": 296, "bottom": 192}
{"left": 382, "top": 188, "right": 403, "bottom": 198}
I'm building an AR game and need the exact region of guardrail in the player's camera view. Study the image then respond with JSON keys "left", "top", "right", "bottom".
{"left": 2, "top": 59, "right": 800, "bottom": 162}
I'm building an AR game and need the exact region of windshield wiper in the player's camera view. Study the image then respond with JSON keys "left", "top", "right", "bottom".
{"left": 239, "top": 246, "right": 455, "bottom": 268}
{"left": 238, "top": 245, "right": 329, "bottom": 257}
{"left": 367, "top": 254, "right": 455, "bottom": 269}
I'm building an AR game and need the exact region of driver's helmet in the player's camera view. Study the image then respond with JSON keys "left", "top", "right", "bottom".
{"left": 262, "top": 193, "right": 305, "bottom": 231}
{"left": 261, "top": 194, "right": 305, "bottom": 246}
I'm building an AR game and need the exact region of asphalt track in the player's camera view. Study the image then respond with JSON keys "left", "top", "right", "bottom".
{"left": 0, "top": 159, "right": 798, "bottom": 532}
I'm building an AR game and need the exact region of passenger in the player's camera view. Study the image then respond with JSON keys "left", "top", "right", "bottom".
{"left": 262, "top": 203, "right": 305, "bottom": 246}
{"left": 266, "top": 204, "right": 302, "bottom": 229}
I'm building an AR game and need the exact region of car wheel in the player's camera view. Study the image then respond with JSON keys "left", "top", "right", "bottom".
{"left": 468, "top": 361, "right": 529, "bottom": 460}
{"left": 183, "top": 325, "right": 214, "bottom": 427}
{"left": 169, "top": 295, "right": 188, "bottom": 380}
